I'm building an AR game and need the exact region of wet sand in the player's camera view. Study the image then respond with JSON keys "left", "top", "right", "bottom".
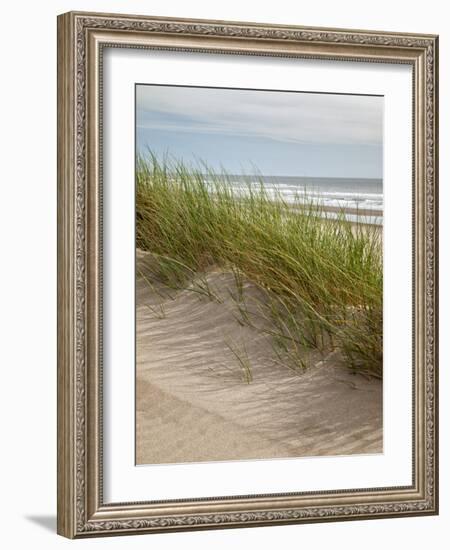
{"left": 136, "top": 250, "right": 382, "bottom": 465}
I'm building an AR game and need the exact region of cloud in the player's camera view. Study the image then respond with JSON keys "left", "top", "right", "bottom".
{"left": 136, "top": 85, "right": 383, "bottom": 147}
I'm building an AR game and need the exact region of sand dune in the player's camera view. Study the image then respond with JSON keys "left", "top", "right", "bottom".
{"left": 136, "top": 250, "right": 382, "bottom": 465}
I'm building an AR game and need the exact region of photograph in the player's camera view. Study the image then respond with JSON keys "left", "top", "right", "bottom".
{"left": 0, "top": 1, "right": 444, "bottom": 547}
{"left": 55, "top": 9, "right": 438, "bottom": 539}
{"left": 135, "top": 84, "right": 384, "bottom": 465}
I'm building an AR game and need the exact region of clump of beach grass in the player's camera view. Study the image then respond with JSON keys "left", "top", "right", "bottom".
{"left": 136, "top": 154, "right": 383, "bottom": 379}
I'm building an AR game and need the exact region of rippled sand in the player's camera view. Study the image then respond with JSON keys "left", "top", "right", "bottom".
{"left": 136, "top": 250, "right": 382, "bottom": 465}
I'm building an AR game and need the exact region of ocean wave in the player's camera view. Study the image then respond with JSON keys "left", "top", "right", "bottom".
{"left": 204, "top": 180, "right": 384, "bottom": 218}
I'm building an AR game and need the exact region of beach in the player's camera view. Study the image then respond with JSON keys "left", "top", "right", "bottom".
{"left": 136, "top": 249, "right": 383, "bottom": 465}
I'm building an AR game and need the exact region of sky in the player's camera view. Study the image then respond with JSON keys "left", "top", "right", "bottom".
{"left": 136, "top": 84, "right": 383, "bottom": 179}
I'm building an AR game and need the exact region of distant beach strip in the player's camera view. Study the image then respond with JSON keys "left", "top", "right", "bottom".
{"left": 204, "top": 175, "right": 383, "bottom": 225}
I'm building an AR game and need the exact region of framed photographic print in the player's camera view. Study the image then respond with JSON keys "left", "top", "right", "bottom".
{"left": 57, "top": 11, "right": 439, "bottom": 538}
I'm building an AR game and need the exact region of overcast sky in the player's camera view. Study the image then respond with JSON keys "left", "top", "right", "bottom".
{"left": 136, "top": 84, "right": 383, "bottom": 178}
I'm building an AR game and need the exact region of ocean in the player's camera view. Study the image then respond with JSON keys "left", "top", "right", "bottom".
{"left": 218, "top": 175, "right": 383, "bottom": 225}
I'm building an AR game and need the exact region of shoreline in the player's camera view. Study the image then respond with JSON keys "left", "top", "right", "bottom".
{"left": 281, "top": 202, "right": 382, "bottom": 221}
{"left": 317, "top": 204, "right": 382, "bottom": 218}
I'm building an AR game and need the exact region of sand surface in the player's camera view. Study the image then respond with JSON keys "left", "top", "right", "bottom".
{"left": 136, "top": 250, "right": 382, "bottom": 465}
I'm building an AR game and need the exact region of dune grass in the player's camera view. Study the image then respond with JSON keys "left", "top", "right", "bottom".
{"left": 136, "top": 154, "right": 383, "bottom": 379}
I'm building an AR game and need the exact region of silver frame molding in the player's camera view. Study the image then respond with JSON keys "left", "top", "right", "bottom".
{"left": 57, "top": 11, "right": 439, "bottom": 538}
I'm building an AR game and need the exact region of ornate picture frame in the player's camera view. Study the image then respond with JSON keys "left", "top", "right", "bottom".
{"left": 57, "top": 11, "right": 438, "bottom": 538}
